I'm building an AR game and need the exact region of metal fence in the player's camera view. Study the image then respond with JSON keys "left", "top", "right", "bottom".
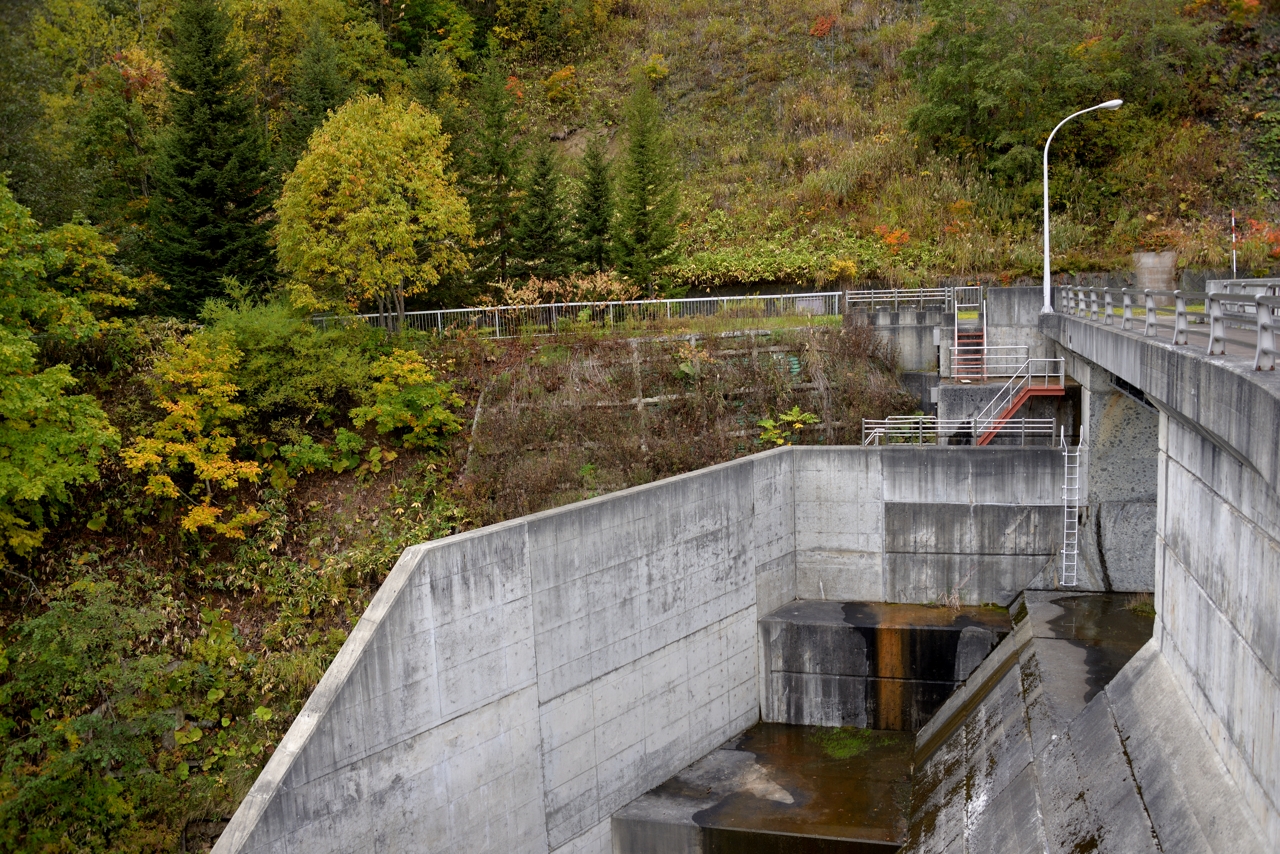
{"left": 844, "top": 287, "right": 954, "bottom": 312}
{"left": 861, "top": 415, "right": 1056, "bottom": 446}
{"left": 952, "top": 344, "right": 1029, "bottom": 380}
{"left": 322, "top": 292, "right": 845, "bottom": 337}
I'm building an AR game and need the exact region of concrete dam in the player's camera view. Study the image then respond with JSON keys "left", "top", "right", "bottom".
{"left": 212, "top": 287, "right": 1278, "bottom": 853}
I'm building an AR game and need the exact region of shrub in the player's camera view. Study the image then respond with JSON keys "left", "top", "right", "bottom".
{"left": 350, "top": 350, "right": 465, "bottom": 450}
{"left": 0, "top": 330, "right": 118, "bottom": 560}
{"left": 201, "top": 297, "right": 376, "bottom": 441}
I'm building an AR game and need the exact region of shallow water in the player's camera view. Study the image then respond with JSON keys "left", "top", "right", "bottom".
{"left": 677, "top": 722, "right": 913, "bottom": 847}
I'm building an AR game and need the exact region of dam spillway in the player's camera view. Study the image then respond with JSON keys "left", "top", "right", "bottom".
{"left": 213, "top": 286, "right": 1279, "bottom": 854}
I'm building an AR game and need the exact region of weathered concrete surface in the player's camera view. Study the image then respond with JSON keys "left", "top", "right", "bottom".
{"left": 1158, "top": 417, "right": 1280, "bottom": 845}
{"left": 880, "top": 447, "right": 1062, "bottom": 604}
{"left": 846, "top": 308, "right": 947, "bottom": 372}
{"left": 215, "top": 452, "right": 786, "bottom": 854}
{"left": 759, "top": 601, "right": 1010, "bottom": 730}
{"left": 792, "top": 446, "right": 1064, "bottom": 606}
{"left": 904, "top": 592, "right": 1265, "bottom": 854}
{"left": 1045, "top": 312, "right": 1280, "bottom": 843}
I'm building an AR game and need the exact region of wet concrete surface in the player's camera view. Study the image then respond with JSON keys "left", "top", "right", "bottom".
{"left": 903, "top": 592, "right": 1160, "bottom": 853}
{"left": 613, "top": 722, "right": 913, "bottom": 853}
{"left": 618, "top": 594, "right": 1156, "bottom": 854}
{"left": 761, "top": 601, "right": 1012, "bottom": 730}
{"left": 1042, "top": 594, "right": 1154, "bottom": 702}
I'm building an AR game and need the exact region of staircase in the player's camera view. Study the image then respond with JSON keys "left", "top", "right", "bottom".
{"left": 971, "top": 358, "right": 1066, "bottom": 446}
{"left": 952, "top": 286, "right": 986, "bottom": 379}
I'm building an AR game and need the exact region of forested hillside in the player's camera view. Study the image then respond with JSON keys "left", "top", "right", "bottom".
{"left": 0, "top": 0, "right": 1278, "bottom": 850}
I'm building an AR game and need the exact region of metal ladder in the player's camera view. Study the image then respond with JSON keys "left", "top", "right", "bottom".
{"left": 1060, "top": 428, "right": 1080, "bottom": 587}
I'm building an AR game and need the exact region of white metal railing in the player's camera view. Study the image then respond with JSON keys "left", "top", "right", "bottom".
{"left": 844, "top": 287, "right": 953, "bottom": 312}
{"left": 319, "top": 291, "right": 844, "bottom": 337}
{"left": 1060, "top": 427, "right": 1080, "bottom": 587}
{"left": 861, "top": 415, "right": 1056, "bottom": 446}
{"left": 971, "top": 358, "right": 1065, "bottom": 439}
{"left": 1059, "top": 281, "right": 1280, "bottom": 361}
{"left": 950, "top": 344, "right": 1029, "bottom": 380}
{"left": 1255, "top": 295, "right": 1280, "bottom": 370}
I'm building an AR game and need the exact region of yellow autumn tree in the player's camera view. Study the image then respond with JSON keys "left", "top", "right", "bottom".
{"left": 275, "top": 93, "right": 473, "bottom": 329}
{"left": 120, "top": 332, "right": 265, "bottom": 539}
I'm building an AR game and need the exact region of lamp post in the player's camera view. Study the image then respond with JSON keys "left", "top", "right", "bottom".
{"left": 1041, "top": 99, "right": 1124, "bottom": 314}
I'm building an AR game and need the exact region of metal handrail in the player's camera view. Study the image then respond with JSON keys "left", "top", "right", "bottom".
{"left": 1255, "top": 295, "right": 1280, "bottom": 370}
{"left": 844, "top": 287, "right": 953, "bottom": 312}
{"left": 971, "top": 358, "right": 1065, "bottom": 438}
{"left": 1058, "top": 281, "right": 1280, "bottom": 363}
{"left": 951, "top": 344, "right": 1030, "bottom": 380}
{"left": 861, "top": 415, "right": 1056, "bottom": 446}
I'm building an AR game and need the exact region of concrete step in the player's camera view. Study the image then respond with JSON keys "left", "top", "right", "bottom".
{"left": 760, "top": 601, "right": 1012, "bottom": 731}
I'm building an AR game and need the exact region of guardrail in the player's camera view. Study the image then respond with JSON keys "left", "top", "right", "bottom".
{"left": 861, "top": 415, "right": 1056, "bottom": 446}
{"left": 844, "top": 287, "right": 953, "bottom": 312}
{"left": 1059, "top": 283, "right": 1280, "bottom": 366}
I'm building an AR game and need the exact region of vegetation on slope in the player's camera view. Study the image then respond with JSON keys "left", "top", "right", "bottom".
{"left": 0, "top": 0, "right": 1278, "bottom": 848}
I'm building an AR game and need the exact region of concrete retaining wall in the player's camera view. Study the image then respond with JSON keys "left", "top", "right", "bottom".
{"left": 1044, "top": 313, "right": 1280, "bottom": 846}
{"left": 846, "top": 308, "right": 947, "bottom": 372}
{"left": 1158, "top": 417, "right": 1280, "bottom": 844}
{"left": 793, "top": 447, "right": 1063, "bottom": 606}
{"left": 215, "top": 444, "right": 1064, "bottom": 854}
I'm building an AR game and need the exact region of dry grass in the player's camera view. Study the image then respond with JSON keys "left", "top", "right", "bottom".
{"left": 442, "top": 323, "right": 914, "bottom": 524}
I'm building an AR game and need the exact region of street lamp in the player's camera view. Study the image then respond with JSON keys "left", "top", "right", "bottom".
{"left": 1041, "top": 99, "right": 1124, "bottom": 314}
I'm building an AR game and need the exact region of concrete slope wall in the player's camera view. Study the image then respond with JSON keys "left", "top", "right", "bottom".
{"left": 215, "top": 445, "right": 1065, "bottom": 854}
{"left": 214, "top": 450, "right": 794, "bottom": 854}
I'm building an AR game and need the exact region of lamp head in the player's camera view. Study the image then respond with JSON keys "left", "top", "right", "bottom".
{"left": 1100, "top": 99, "right": 1123, "bottom": 110}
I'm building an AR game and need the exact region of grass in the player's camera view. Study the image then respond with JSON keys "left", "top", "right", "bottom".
{"left": 1124, "top": 593, "right": 1157, "bottom": 618}
{"left": 505, "top": 0, "right": 1278, "bottom": 286}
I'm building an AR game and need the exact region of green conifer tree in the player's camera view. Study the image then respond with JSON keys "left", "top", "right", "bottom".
{"left": 277, "top": 20, "right": 351, "bottom": 173}
{"left": 148, "top": 0, "right": 272, "bottom": 317}
{"left": 463, "top": 58, "right": 524, "bottom": 285}
{"left": 615, "top": 79, "right": 679, "bottom": 296}
{"left": 513, "top": 146, "right": 571, "bottom": 280}
{"left": 573, "top": 134, "right": 613, "bottom": 273}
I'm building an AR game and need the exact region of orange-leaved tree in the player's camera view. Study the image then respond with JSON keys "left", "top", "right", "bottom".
{"left": 274, "top": 94, "right": 473, "bottom": 330}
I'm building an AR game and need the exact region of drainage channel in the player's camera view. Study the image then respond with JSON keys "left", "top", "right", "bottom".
{"left": 612, "top": 594, "right": 1155, "bottom": 854}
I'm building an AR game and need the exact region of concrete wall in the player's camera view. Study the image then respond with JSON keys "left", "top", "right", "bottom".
{"left": 215, "top": 451, "right": 791, "bottom": 854}
{"left": 215, "top": 444, "right": 1066, "bottom": 854}
{"left": 846, "top": 308, "right": 947, "bottom": 372}
{"left": 1044, "top": 313, "right": 1280, "bottom": 846}
{"left": 793, "top": 447, "right": 1063, "bottom": 606}
{"left": 1158, "top": 416, "right": 1280, "bottom": 844}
